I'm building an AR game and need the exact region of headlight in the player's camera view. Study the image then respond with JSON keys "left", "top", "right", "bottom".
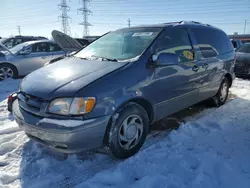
{"left": 48, "top": 97, "right": 96, "bottom": 115}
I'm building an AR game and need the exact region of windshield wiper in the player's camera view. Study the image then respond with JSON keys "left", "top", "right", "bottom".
{"left": 91, "top": 55, "right": 118, "bottom": 62}
{"left": 73, "top": 56, "right": 89, "bottom": 60}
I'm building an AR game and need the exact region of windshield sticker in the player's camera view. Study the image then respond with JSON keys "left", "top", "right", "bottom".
{"left": 132, "top": 32, "right": 154, "bottom": 37}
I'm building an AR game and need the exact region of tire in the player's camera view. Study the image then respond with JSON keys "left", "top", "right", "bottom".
{"left": 107, "top": 102, "right": 149, "bottom": 159}
{"left": 210, "top": 77, "right": 229, "bottom": 107}
{"left": 0, "top": 64, "right": 18, "bottom": 81}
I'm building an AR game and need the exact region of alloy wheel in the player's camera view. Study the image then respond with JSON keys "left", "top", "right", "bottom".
{"left": 118, "top": 114, "right": 143, "bottom": 150}
{"left": 220, "top": 82, "right": 228, "bottom": 102}
{"left": 0, "top": 67, "right": 14, "bottom": 80}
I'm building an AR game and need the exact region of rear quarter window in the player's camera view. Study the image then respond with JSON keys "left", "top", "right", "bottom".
{"left": 192, "top": 27, "right": 233, "bottom": 58}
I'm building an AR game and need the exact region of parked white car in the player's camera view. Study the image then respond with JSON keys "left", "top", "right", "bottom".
{"left": 0, "top": 40, "right": 65, "bottom": 81}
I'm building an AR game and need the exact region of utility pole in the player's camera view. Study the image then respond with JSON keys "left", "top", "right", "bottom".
{"left": 78, "top": 0, "right": 92, "bottom": 37}
{"left": 58, "top": 0, "right": 71, "bottom": 36}
{"left": 127, "top": 18, "right": 131, "bottom": 27}
{"left": 244, "top": 20, "right": 247, "bottom": 34}
{"left": 17, "top": 26, "right": 21, "bottom": 35}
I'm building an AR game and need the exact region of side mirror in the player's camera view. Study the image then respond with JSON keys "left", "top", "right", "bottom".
{"left": 152, "top": 53, "right": 178, "bottom": 67}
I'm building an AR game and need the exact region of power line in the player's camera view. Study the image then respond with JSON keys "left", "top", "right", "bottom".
{"left": 78, "top": 0, "right": 92, "bottom": 37}
{"left": 58, "top": 0, "right": 71, "bottom": 36}
{"left": 17, "top": 25, "right": 21, "bottom": 35}
{"left": 91, "top": 10, "right": 250, "bottom": 16}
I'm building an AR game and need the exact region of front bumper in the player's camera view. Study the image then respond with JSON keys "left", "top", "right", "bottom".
{"left": 12, "top": 100, "right": 110, "bottom": 153}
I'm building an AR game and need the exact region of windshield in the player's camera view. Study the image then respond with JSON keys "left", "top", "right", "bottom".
{"left": 75, "top": 27, "right": 162, "bottom": 61}
{"left": 9, "top": 42, "right": 29, "bottom": 54}
{"left": 236, "top": 43, "right": 250, "bottom": 53}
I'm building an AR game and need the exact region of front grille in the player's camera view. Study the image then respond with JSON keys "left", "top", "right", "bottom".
{"left": 18, "top": 92, "right": 47, "bottom": 116}
{"left": 235, "top": 62, "right": 250, "bottom": 74}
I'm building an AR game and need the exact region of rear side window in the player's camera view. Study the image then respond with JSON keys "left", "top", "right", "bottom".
{"left": 31, "top": 42, "right": 49, "bottom": 52}
{"left": 192, "top": 28, "right": 233, "bottom": 58}
{"left": 22, "top": 38, "right": 33, "bottom": 42}
{"left": 154, "top": 28, "right": 194, "bottom": 63}
{"left": 15, "top": 38, "right": 23, "bottom": 46}
{"left": 49, "top": 43, "right": 63, "bottom": 52}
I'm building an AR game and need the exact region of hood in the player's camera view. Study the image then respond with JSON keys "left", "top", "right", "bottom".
{"left": 20, "top": 57, "right": 128, "bottom": 99}
{"left": 236, "top": 52, "right": 250, "bottom": 63}
{"left": 51, "top": 30, "right": 83, "bottom": 53}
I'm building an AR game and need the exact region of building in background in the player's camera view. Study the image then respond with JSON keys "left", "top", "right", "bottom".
{"left": 228, "top": 34, "right": 250, "bottom": 43}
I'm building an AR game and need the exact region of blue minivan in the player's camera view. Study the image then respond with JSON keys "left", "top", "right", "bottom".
{"left": 13, "top": 21, "right": 235, "bottom": 158}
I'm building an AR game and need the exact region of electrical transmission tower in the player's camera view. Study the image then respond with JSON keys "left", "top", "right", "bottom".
{"left": 244, "top": 20, "right": 247, "bottom": 34}
{"left": 58, "top": 0, "right": 71, "bottom": 36}
{"left": 78, "top": 0, "right": 92, "bottom": 37}
{"left": 17, "top": 25, "right": 21, "bottom": 35}
{"left": 127, "top": 18, "right": 131, "bottom": 27}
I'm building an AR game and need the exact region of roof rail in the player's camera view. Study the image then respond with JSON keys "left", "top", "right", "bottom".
{"left": 14, "top": 35, "right": 47, "bottom": 38}
{"left": 180, "top": 21, "right": 211, "bottom": 27}
{"left": 164, "top": 21, "right": 183, "bottom": 25}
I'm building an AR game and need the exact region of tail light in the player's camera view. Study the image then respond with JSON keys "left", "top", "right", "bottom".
{"left": 8, "top": 95, "right": 14, "bottom": 102}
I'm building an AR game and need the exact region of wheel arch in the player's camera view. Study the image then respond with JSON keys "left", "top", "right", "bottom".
{"left": 103, "top": 97, "right": 154, "bottom": 145}
{"left": 224, "top": 73, "right": 233, "bottom": 87}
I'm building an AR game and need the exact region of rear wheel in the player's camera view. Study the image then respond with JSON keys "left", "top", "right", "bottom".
{"left": 107, "top": 103, "right": 149, "bottom": 159}
{"left": 0, "top": 64, "right": 18, "bottom": 81}
{"left": 210, "top": 77, "right": 229, "bottom": 106}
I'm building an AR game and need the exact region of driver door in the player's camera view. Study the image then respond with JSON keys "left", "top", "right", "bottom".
{"left": 150, "top": 28, "right": 202, "bottom": 120}
{"left": 16, "top": 42, "right": 50, "bottom": 75}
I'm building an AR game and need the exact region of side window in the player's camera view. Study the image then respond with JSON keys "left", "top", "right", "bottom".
{"left": 49, "top": 43, "right": 63, "bottom": 52}
{"left": 154, "top": 29, "right": 194, "bottom": 63}
{"left": 22, "top": 38, "right": 32, "bottom": 42}
{"left": 15, "top": 38, "right": 23, "bottom": 46}
{"left": 192, "top": 28, "right": 233, "bottom": 58}
{"left": 3, "top": 38, "right": 14, "bottom": 48}
{"left": 31, "top": 43, "right": 49, "bottom": 53}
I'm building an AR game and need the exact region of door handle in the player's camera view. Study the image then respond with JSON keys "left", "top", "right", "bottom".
{"left": 192, "top": 65, "right": 200, "bottom": 72}
{"left": 202, "top": 63, "right": 209, "bottom": 69}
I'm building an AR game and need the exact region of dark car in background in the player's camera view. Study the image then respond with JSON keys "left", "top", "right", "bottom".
{"left": 13, "top": 21, "right": 235, "bottom": 159}
{"left": 75, "top": 36, "right": 100, "bottom": 46}
{"left": 234, "top": 43, "right": 250, "bottom": 77}
{"left": 0, "top": 35, "right": 48, "bottom": 49}
{"left": 44, "top": 30, "right": 100, "bottom": 66}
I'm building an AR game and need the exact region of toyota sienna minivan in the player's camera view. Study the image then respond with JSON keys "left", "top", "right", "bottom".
{"left": 13, "top": 21, "right": 235, "bottom": 159}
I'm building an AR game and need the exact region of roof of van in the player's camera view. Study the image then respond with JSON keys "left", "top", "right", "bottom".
{"left": 122, "top": 21, "right": 219, "bottom": 30}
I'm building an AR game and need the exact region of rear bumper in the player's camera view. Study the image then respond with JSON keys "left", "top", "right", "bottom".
{"left": 12, "top": 100, "right": 110, "bottom": 153}
{"left": 234, "top": 62, "right": 250, "bottom": 77}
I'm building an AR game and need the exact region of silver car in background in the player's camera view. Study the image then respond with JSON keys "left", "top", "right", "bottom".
{"left": 0, "top": 40, "right": 65, "bottom": 81}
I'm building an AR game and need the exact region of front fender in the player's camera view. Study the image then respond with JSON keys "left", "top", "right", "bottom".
{"left": 83, "top": 88, "right": 147, "bottom": 119}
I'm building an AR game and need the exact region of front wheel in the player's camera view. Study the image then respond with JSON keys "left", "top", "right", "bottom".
{"left": 107, "top": 103, "right": 149, "bottom": 159}
{"left": 0, "top": 64, "right": 17, "bottom": 81}
{"left": 210, "top": 77, "right": 229, "bottom": 106}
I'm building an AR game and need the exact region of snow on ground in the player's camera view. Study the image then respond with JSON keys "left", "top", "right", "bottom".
{"left": 0, "top": 78, "right": 250, "bottom": 188}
